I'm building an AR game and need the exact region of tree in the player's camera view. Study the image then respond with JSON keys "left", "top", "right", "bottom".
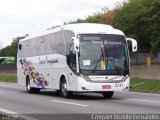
{"left": 114, "top": 0, "right": 160, "bottom": 50}
{"left": 0, "top": 34, "right": 29, "bottom": 57}
{"left": 68, "top": 7, "right": 122, "bottom": 26}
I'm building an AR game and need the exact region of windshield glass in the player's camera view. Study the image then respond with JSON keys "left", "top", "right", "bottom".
{"left": 79, "top": 34, "right": 129, "bottom": 72}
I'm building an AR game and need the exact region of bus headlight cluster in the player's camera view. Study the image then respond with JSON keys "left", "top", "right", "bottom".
{"left": 79, "top": 74, "right": 91, "bottom": 82}
{"left": 122, "top": 75, "right": 130, "bottom": 81}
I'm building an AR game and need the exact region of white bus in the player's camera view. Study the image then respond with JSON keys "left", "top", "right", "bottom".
{"left": 17, "top": 23, "right": 137, "bottom": 98}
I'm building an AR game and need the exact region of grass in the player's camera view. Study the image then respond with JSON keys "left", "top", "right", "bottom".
{"left": 0, "top": 75, "right": 17, "bottom": 83}
{"left": 130, "top": 77, "right": 160, "bottom": 93}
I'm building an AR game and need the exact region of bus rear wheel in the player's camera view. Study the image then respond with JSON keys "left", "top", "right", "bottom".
{"left": 26, "top": 77, "right": 40, "bottom": 94}
{"left": 102, "top": 91, "right": 114, "bottom": 99}
{"left": 60, "top": 78, "right": 72, "bottom": 98}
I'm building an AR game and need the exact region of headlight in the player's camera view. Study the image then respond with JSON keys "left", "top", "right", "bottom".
{"left": 79, "top": 74, "right": 91, "bottom": 82}
{"left": 122, "top": 74, "right": 130, "bottom": 81}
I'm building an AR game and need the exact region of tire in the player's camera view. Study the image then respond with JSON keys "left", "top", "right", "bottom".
{"left": 56, "top": 90, "right": 60, "bottom": 95}
{"left": 60, "top": 78, "right": 72, "bottom": 98}
{"left": 102, "top": 91, "right": 114, "bottom": 99}
{"left": 26, "top": 77, "right": 40, "bottom": 94}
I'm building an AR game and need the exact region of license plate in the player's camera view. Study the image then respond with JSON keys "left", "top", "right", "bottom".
{"left": 102, "top": 85, "right": 111, "bottom": 89}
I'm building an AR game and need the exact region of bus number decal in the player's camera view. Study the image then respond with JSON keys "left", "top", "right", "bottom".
{"left": 115, "top": 83, "right": 123, "bottom": 87}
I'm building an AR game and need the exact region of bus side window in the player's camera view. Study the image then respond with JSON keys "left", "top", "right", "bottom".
{"left": 24, "top": 40, "right": 30, "bottom": 57}
{"left": 56, "top": 31, "right": 65, "bottom": 55}
{"left": 64, "top": 30, "right": 75, "bottom": 55}
{"left": 38, "top": 37, "right": 46, "bottom": 55}
{"left": 68, "top": 43, "right": 76, "bottom": 72}
{"left": 30, "top": 38, "right": 37, "bottom": 56}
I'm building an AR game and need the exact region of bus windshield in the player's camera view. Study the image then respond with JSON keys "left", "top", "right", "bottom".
{"left": 79, "top": 34, "right": 129, "bottom": 73}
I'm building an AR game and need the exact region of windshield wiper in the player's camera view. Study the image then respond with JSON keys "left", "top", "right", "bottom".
{"left": 92, "top": 44, "right": 104, "bottom": 73}
{"left": 101, "top": 44, "right": 105, "bottom": 61}
{"left": 103, "top": 40, "right": 109, "bottom": 66}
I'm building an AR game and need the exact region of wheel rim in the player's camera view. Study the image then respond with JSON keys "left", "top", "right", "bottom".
{"left": 62, "top": 82, "right": 67, "bottom": 96}
{"left": 27, "top": 81, "right": 30, "bottom": 91}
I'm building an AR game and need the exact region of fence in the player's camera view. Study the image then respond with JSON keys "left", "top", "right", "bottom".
{"left": 0, "top": 64, "right": 16, "bottom": 71}
{"left": 130, "top": 49, "right": 160, "bottom": 65}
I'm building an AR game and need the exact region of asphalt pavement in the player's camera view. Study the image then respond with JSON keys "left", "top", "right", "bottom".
{"left": 0, "top": 82, "right": 160, "bottom": 120}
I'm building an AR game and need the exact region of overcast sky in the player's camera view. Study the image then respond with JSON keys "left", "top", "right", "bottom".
{"left": 0, "top": 0, "right": 126, "bottom": 48}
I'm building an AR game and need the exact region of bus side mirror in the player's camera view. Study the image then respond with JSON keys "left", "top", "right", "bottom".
{"left": 19, "top": 44, "right": 22, "bottom": 50}
{"left": 72, "top": 37, "right": 79, "bottom": 52}
{"left": 126, "top": 38, "right": 137, "bottom": 52}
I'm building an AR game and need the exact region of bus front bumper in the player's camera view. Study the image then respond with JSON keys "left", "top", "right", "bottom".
{"left": 76, "top": 76, "right": 130, "bottom": 92}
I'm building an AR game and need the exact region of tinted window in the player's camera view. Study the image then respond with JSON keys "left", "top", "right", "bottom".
{"left": 64, "top": 30, "right": 75, "bottom": 55}
{"left": 30, "top": 38, "right": 37, "bottom": 56}
{"left": 56, "top": 32, "right": 65, "bottom": 54}
{"left": 37, "top": 37, "right": 46, "bottom": 55}
{"left": 46, "top": 33, "right": 57, "bottom": 54}
{"left": 24, "top": 40, "right": 30, "bottom": 57}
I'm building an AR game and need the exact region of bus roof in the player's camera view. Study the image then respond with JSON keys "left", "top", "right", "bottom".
{"left": 20, "top": 23, "right": 125, "bottom": 42}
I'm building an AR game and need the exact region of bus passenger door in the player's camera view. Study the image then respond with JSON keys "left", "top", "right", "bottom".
{"left": 67, "top": 44, "right": 77, "bottom": 91}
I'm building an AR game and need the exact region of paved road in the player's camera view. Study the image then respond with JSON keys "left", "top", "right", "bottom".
{"left": 0, "top": 82, "right": 160, "bottom": 120}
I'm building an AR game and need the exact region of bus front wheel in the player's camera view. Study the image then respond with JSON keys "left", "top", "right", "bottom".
{"left": 102, "top": 91, "right": 114, "bottom": 99}
{"left": 26, "top": 77, "right": 40, "bottom": 93}
{"left": 60, "top": 78, "right": 72, "bottom": 98}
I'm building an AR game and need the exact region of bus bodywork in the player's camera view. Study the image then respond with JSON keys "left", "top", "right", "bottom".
{"left": 17, "top": 23, "right": 137, "bottom": 98}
